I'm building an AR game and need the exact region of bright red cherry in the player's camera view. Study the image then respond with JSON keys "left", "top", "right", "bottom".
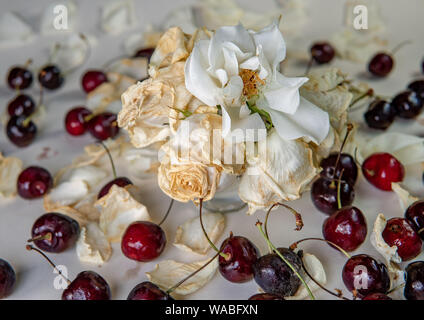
{"left": 248, "top": 293, "right": 284, "bottom": 300}
{"left": 405, "top": 200, "right": 424, "bottom": 239}
{"left": 7, "top": 94, "right": 35, "bottom": 117}
{"left": 64, "top": 107, "right": 92, "bottom": 136}
{"left": 362, "top": 292, "right": 392, "bottom": 300}
{"left": 0, "top": 259, "right": 16, "bottom": 299}
{"left": 81, "top": 70, "right": 108, "bottom": 93}
{"left": 382, "top": 218, "right": 422, "bottom": 261}
{"left": 6, "top": 115, "right": 37, "bottom": 147}
{"left": 121, "top": 221, "right": 166, "bottom": 262}
{"left": 320, "top": 153, "right": 358, "bottom": 186}
{"left": 62, "top": 271, "right": 111, "bottom": 300}
{"left": 38, "top": 65, "right": 64, "bottom": 90}
{"left": 31, "top": 213, "right": 80, "bottom": 253}
{"left": 368, "top": 53, "right": 394, "bottom": 77}
{"left": 218, "top": 235, "right": 259, "bottom": 283}
{"left": 17, "top": 166, "right": 53, "bottom": 199}
{"left": 310, "top": 42, "right": 335, "bottom": 64}
{"left": 97, "top": 177, "right": 132, "bottom": 199}
{"left": 127, "top": 281, "right": 171, "bottom": 300}
{"left": 87, "top": 112, "right": 119, "bottom": 140}
{"left": 362, "top": 153, "right": 405, "bottom": 191}
{"left": 7, "top": 66, "right": 33, "bottom": 90}
{"left": 323, "top": 206, "right": 367, "bottom": 252}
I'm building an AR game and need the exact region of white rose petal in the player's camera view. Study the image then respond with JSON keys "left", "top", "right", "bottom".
{"left": 0, "top": 12, "right": 34, "bottom": 48}
{"left": 391, "top": 183, "right": 419, "bottom": 212}
{"left": 65, "top": 165, "right": 108, "bottom": 190}
{"left": 76, "top": 223, "right": 112, "bottom": 265}
{"left": 48, "top": 180, "right": 89, "bottom": 206}
{"left": 101, "top": 0, "right": 136, "bottom": 35}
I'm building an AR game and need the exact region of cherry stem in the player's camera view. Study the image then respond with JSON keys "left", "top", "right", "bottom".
{"left": 22, "top": 113, "right": 35, "bottom": 128}
{"left": 199, "top": 199, "right": 230, "bottom": 260}
{"left": 166, "top": 251, "right": 220, "bottom": 295}
{"left": 256, "top": 221, "right": 315, "bottom": 300}
{"left": 289, "top": 238, "right": 351, "bottom": 259}
{"left": 27, "top": 233, "right": 52, "bottom": 243}
{"left": 391, "top": 40, "right": 412, "bottom": 55}
{"left": 331, "top": 123, "right": 353, "bottom": 181}
{"left": 336, "top": 168, "right": 344, "bottom": 210}
{"left": 349, "top": 89, "right": 374, "bottom": 110}
{"left": 387, "top": 281, "right": 405, "bottom": 294}
{"left": 304, "top": 57, "right": 313, "bottom": 76}
{"left": 158, "top": 199, "right": 174, "bottom": 226}
{"left": 98, "top": 141, "right": 117, "bottom": 179}
{"left": 26, "top": 245, "right": 71, "bottom": 285}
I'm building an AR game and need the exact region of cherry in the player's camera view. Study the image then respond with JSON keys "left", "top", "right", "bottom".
{"left": 38, "top": 65, "right": 64, "bottom": 90}
{"left": 6, "top": 115, "right": 37, "bottom": 147}
{"left": 253, "top": 248, "right": 302, "bottom": 297}
{"left": 87, "top": 112, "right": 119, "bottom": 140}
{"left": 127, "top": 281, "right": 171, "bottom": 300}
{"left": 7, "top": 66, "right": 33, "bottom": 90}
{"left": 134, "top": 47, "right": 155, "bottom": 61}
{"left": 121, "top": 221, "right": 166, "bottom": 262}
{"left": 391, "top": 90, "right": 423, "bottom": 119}
{"left": 62, "top": 271, "right": 111, "bottom": 300}
{"left": 320, "top": 153, "right": 358, "bottom": 186}
{"left": 364, "top": 99, "right": 396, "bottom": 130}
{"left": 218, "top": 235, "right": 259, "bottom": 283}
{"left": 322, "top": 206, "right": 367, "bottom": 252}
{"left": 382, "top": 217, "right": 422, "bottom": 261}
{"left": 7, "top": 94, "right": 35, "bottom": 117}
{"left": 368, "top": 53, "right": 394, "bottom": 77}
{"left": 30, "top": 212, "right": 80, "bottom": 253}
{"left": 342, "top": 254, "right": 390, "bottom": 298}
{"left": 405, "top": 200, "right": 424, "bottom": 239}
{"left": 248, "top": 293, "right": 284, "bottom": 300}
{"left": 362, "top": 153, "right": 405, "bottom": 191}
{"left": 404, "top": 261, "right": 424, "bottom": 300}
{"left": 17, "top": 166, "right": 53, "bottom": 199}
{"left": 311, "top": 177, "right": 355, "bottom": 215}
{"left": 408, "top": 80, "right": 424, "bottom": 100}
{"left": 81, "top": 70, "right": 108, "bottom": 93}
{"left": 310, "top": 42, "right": 335, "bottom": 64}
{"left": 97, "top": 177, "right": 133, "bottom": 199}
{"left": 64, "top": 107, "right": 92, "bottom": 136}
{"left": 362, "top": 292, "right": 392, "bottom": 300}
{"left": 0, "top": 259, "right": 16, "bottom": 299}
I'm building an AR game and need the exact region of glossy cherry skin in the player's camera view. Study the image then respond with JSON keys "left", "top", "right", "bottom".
{"left": 368, "top": 53, "right": 394, "bottom": 77}
{"left": 408, "top": 80, "right": 424, "bottom": 100}
{"left": 134, "top": 47, "right": 155, "bottom": 61}
{"left": 0, "top": 259, "right": 16, "bottom": 299}
{"left": 342, "top": 254, "right": 390, "bottom": 298}
{"left": 38, "top": 65, "right": 64, "bottom": 90}
{"left": 218, "top": 236, "right": 259, "bottom": 283}
{"left": 362, "top": 153, "right": 405, "bottom": 191}
{"left": 253, "top": 248, "right": 302, "bottom": 297}
{"left": 127, "top": 281, "right": 171, "bottom": 300}
{"left": 391, "top": 90, "right": 423, "bottom": 119}
{"left": 323, "top": 206, "right": 367, "bottom": 252}
{"left": 7, "top": 66, "right": 33, "bottom": 90}
{"left": 97, "top": 177, "right": 133, "bottom": 199}
{"left": 404, "top": 261, "right": 424, "bottom": 300}
{"left": 62, "top": 271, "right": 111, "bottom": 300}
{"left": 31, "top": 213, "right": 80, "bottom": 253}
{"left": 17, "top": 166, "right": 53, "bottom": 199}
{"left": 405, "top": 200, "right": 424, "bottom": 239}
{"left": 248, "top": 293, "right": 284, "bottom": 300}
{"left": 362, "top": 293, "right": 392, "bottom": 300}
{"left": 364, "top": 100, "right": 396, "bottom": 130}
{"left": 87, "top": 112, "right": 119, "bottom": 140}
{"left": 122, "top": 221, "right": 166, "bottom": 262}
{"left": 7, "top": 94, "right": 35, "bottom": 117}
{"left": 310, "top": 42, "right": 335, "bottom": 64}
{"left": 382, "top": 218, "right": 422, "bottom": 261}
{"left": 320, "top": 153, "right": 358, "bottom": 186}
{"left": 64, "top": 107, "right": 92, "bottom": 136}
{"left": 311, "top": 177, "right": 355, "bottom": 215}
{"left": 81, "top": 70, "right": 108, "bottom": 93}
{"left": 6, "top": 115, "right": 37, "bottom": 147}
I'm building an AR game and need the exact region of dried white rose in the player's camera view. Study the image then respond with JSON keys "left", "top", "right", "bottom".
{"left": 391, "top": 183, "right": 419, "bottom": 212}
{"left": 0, "top": 153, "right": 23, "bottom": 198}
{"left": 76, "top": 223, "right": 112, "bottom": 265}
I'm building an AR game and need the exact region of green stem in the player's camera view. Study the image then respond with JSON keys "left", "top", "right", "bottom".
{"left": 336, "top": 170, "right": 343, "bottom": 210}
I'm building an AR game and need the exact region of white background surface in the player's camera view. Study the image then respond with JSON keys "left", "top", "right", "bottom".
{"left": 1, "top": 0, "right": 424, "bottom": 300}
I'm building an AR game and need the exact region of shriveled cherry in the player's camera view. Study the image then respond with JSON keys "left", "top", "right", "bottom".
{"left": 362, "top": 153, "right": 405, "bottom": 191}
{"left": 17, "top": 166, "right": 53, "bottom": 199}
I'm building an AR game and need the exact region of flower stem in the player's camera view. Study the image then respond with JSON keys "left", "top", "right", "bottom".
{"left": 158, "top": 199, "right": 174, "bottom": 226}
{"left": 98, "top": 140, "right": 117, "bottom": 179}
{"left": 290, "top": 238, "right": 351, "bottom": 259}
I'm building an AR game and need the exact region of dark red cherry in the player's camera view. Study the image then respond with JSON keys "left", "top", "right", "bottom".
{"left": 87, "top": 112, "right": 119, "bottom": 140}
{"left": 362, "top": 153, "right": 405, "bottom": 191}
{"left": 364, "top": 100, "right": 396, "bottom": 130}
{"left": 323, "top": 206, "right": 367, "bottom": 252}
{"left": 382, "top": 218, "right": 422, "bottom": 261}
{"left": 7, "top": 94, "right": 35, "bottom": 117}
{"left": 7, "top": 66, "right": 33, "bottom": 90}
{"left": 31, "top": 212, "right": 80, "bottom": 253}
{"left": 6, "top": 115, "right": 37, "bottom": 147}
{"left": 97, "top": 177, "right": 133, "bottom": 199}
{"left": 134, "top": 47, "right": 155, "bottom": 61}
{"left": 127, "top": 281, "right": 171, "bottom": 300}
{"left": 408, "top": 80, "right": 424, "bottom": 100}
{"left": 17, "top": 166, "right": 53, "bottom": 199}
{"left": 218, "top": 235, "right": 259, "bottom": 283}
{"left": 311, "top": 177, "right": 355, "bottom": 215}
{"left": 64, "top": 107, "right": 92, "bottom": 136}
{"left": 320, "top": 153, "right": 358, "bottom": 186}
{"left": 391, "top": 90, "right": 423, "bottom": 119}
{"left": 81, "top": 70, "right": 108, "bottom": 93}
{"left": 405, "top": 200, "right": 424, "bottom": 239}
{"left": 404, "top": 261, "right": 424, "bottom": 300}
{"left": 342, "top": 254, "right": 390, "bottom": 298}
{"left": 62, "top": 271, "right": 111, "bottom": 300}
{"left": 0, "top": 259, "right": 16, "bottom": 299}
{"left": 121, "top": 221, "right": 166, "bottom": 262}
{"left": 362, "top": 293, "right": 392, "bottom": 300}
{"left": 310, "top": 42, "right": 335, "bottom": 64}
{"left": 38, "top": 65, "right": 64, "bottom": 90}
{"left": 248, "top": 293, "right": 284, "bottom": 300}
{"left": 368, "top": 53, "right": 394, "bottom": 77}
{"left": 253, "top": 248, "right": 302, "bottom": 297}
